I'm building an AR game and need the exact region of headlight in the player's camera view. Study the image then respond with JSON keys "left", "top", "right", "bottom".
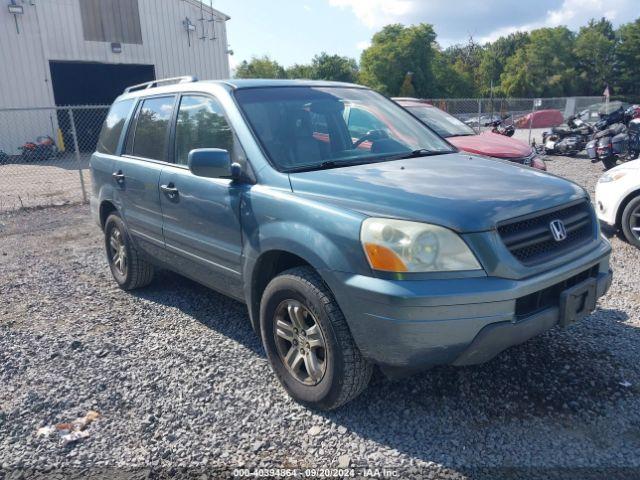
{"left": 598, "top": 170, "right": 628, "bottom": 183}
{"left": 361, "top": 218, "right": 482, "bottom": 272}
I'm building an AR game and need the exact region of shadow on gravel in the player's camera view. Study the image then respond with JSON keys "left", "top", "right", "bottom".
{"left": 132, "top": 273, "right": 638, "bottom": 468}
{"left": 132, "top": 271, "right": 264, "bottom": 356}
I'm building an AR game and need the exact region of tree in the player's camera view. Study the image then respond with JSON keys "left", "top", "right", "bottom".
{"left": 616, "top": 18, "right": 640, "bottom": 97}
{"left": 574, "top": 18, "right": 616, "bottom": 95}
{"left": 500, "top": 27, "right": 577, "bottom": 97}
{"left": 310, "top": 52, "right": 359, "bottom": 83}
{"left": 285, "top": 63, "right": 315, "bottom": 79}
{"left": 432, "top": 49, "right": 476, "bottom": 97}
{"left": 359, "top": 24, "right": 438, "bottom": 97}
{"left": 235, "top": 56, "right": 286, "bottom": 79}
{"left": 398, "top": 72, "right": 416, "bottom": 97}
{"left": 478, "top": 32, "right": 530, "bottom": 96}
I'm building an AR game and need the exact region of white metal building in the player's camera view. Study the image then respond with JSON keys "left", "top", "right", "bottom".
{"left": 0, "top": 0, "right": 231, "bottom": 153}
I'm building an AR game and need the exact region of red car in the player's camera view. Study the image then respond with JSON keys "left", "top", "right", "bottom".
{"left": 394, "top": 98, "right": 547, "bottom": 171}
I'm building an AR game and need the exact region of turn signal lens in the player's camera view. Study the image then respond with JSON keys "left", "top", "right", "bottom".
{"left": 364, "top": 243, "right": 408, "bottom": 272}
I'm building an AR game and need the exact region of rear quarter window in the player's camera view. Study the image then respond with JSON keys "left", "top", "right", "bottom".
{"left": 96, "top": 99, "right": 134, "bottom": 155}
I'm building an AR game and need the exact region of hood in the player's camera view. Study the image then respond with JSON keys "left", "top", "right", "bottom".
{"left": 288, "top": 153, "right": 586, "bottom": 232}
{"left": 447, "top": 132, "right": 532, "bottom": 159}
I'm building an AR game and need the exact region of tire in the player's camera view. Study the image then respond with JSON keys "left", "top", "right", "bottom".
{"left": 602, "top": 157, "right": 617, "bottom": 170}
{"left": 260, "top": 266, "right": 372, "bottom": 410}
{"left": 621, "top": 196, "right": 640, "bottom": 249}
{"left": 104, "top": 213, "right": 154, "bottom": 290}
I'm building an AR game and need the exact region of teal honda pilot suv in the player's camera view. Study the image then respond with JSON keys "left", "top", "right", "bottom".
{"left": 90, "top": 77, "right": 613, "bottom": 410}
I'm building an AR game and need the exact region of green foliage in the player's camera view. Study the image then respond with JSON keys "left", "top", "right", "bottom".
{"left": 235, "top": 17, "right": 640, "bottom": 98}
{"left": 359, "top": 24, "right": 438, "bottom": 97}
{"left": 500, "top": 27, "right": 577, "bottom": 97}
{"left": 574, "top": 18, "right": 616, "bottom": 95}
{"left": 616, "top": 19, "right": 640, "bottom": 96}
{"left": 310, "top": 52, "right": 359, "bottom": 82}
{"left": 235, "top": 56, "right": 287, "bottom": 79}
{"left": 478, "top": 32, "right": 530, "bottom": 96}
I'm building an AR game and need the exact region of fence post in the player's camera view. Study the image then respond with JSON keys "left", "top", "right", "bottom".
{"left": 527, "top": 100, "right": 535, "bottom": 145}
{"left": 477, "top": 98, "right": 482, "bottom": 133}
{"left": 68, "top": 108, "right": 88, "bottom": 203}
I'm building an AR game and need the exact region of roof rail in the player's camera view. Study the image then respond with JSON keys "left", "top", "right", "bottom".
{"left": 123, "top": 76, "right": 198, "bottom": 93}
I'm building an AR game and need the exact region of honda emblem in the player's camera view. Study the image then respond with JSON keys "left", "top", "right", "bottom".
{"left": 549, "top": 219, "right": 567, "bottom": 242}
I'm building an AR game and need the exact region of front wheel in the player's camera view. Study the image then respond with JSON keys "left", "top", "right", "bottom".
{"left": 260, "top": 267, "right": 372, "bottom": 410}
{"left": 602, "top": 157, "right": 617, "bottom": 170}
{"left": 621, "top": 196, "right": 640, "bottom": 249}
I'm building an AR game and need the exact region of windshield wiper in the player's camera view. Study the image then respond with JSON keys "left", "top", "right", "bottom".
{"left": 384, "top": 149, "right": 452, "bottom": 161}
{"left": 285, "top": 159, "right": 375, "bottom": 173}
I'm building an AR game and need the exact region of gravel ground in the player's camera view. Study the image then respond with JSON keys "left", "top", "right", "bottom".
{"left": 1, "top": 155, "right": 640, "bottom": 479}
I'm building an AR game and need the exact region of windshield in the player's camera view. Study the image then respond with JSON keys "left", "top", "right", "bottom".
{"left": 405, "top": 105, "right": 476, "bottom": 137}
{"left": 234, "top": 87, "right": 454, "bottom": 172}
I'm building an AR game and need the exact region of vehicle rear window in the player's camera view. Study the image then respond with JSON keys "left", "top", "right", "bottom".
{"left": 96, "top": 99, "right": 134, "bottom": 155}
{"left": 131, "top": 96, "right": 175, "bottom": 160}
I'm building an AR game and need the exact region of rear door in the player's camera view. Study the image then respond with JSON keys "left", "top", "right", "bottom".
{"left": 91, "top": 99, "right": 135, "bottom": 215}
{"left": 159, "top": 94, "right": 247, "bottom": 298}
{"left": 115, "top": 95, "right": 177, "bottom": 255}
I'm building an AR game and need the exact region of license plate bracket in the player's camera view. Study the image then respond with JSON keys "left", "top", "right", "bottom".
{"left": 559, "top": 278, "right": 597, "bottom": 327}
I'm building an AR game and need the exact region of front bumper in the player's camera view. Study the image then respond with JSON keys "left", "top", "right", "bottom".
{"left": 325, "top": 239, "right": 612, "bottom": 372}
{"left": 595, "top": 181, "right": 618, "bottom": 226}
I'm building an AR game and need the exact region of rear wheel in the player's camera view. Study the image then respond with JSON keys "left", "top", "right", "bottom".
{"left": 260, "top": 266, "right": 372, "bottom": 410}
{"left": 621, "top": 196, "right": 640, "bottom": 249}
{"left": 104, "top": 213, "right": 154, "bottom": 290}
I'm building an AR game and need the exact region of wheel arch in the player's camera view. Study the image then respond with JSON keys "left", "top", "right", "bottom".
{"left": 247, "top": 249, "right": 324, "bottom": 333}
{"left": 99, "top": 200, "right": 118, "bottom": 231}
{"left": 616, "top": 188, "right": 640, "bottom": 228}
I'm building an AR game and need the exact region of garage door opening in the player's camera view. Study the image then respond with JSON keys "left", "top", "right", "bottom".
{"left": 49, "top": 61, "right": 155, "bottom": 151}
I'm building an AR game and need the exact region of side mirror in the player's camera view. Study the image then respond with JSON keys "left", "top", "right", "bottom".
{"left": 188, "top": 148, "right": 240, "bottom": 179}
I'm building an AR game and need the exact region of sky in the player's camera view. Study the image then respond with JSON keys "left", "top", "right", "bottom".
{"left": 213, "top": 0, "right": 638, "bottom": 71}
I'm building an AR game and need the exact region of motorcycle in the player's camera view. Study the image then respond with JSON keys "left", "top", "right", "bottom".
{"left": 586, "top": 105, "right": 640, "bottom": 170}
{"left": 19, "top": 136, "right": 57, "bottom": 162}
{"left": 541, "top": 113, "right": 594, "bottom": 156}
{"left": 484, "top": 115, "right": 515, "bottom": 137}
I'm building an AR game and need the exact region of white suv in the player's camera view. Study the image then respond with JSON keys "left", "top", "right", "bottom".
{"left": 596, "top": 159, "right": 640, "bottom": 248}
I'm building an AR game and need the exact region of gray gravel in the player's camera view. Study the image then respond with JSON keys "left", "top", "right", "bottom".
{"left": 1, "top": 155, "right": 640, "bottom": 478}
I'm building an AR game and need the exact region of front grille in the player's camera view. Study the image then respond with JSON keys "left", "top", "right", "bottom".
{"left": 498, "top": 201, "right": 594, "bottom": 265}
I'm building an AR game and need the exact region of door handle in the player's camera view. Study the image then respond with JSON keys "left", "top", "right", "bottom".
{"left": 160, "top": 183, "right": 179, "bottom": 199}
{"left": 112, "top": 171, "right": 125, "bottom": 184}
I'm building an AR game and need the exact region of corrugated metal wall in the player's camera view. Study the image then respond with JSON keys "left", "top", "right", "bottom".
{"left": 0, "top": 0, "right": 230, "bottom": 109}
{"left": 0, "top": 0, "right": 230, "bottom": 153}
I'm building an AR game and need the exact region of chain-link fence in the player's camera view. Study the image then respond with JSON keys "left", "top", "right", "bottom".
{"left": 0, "top": 96, "right": 629, "bottom": 213}
{"left": 0, "top": 105, "right": 109, "bottom": 213}
{"left": 425, "top": 96, "right": 608, "bottom": 145}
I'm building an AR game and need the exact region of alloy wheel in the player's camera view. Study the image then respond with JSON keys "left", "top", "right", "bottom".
{"left": 630, "top": 204, "right": 640, "bottom": 241}
{"left": 109, "top": 228, "right": 128, "bottom": 277}
{"left": 273, "top": 299, "right": 327, "bottom": 386}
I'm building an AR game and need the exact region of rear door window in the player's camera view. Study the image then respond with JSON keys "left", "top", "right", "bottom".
{"left": 131, "top": 96, "right": 176, "bottom": 161}
{"left": 96, "top": 99, "right": 134, "bottom": 155}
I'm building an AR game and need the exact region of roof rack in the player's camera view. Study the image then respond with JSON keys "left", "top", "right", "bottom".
{"left": 123, "top": 76, "right": 198, "bottom": 93}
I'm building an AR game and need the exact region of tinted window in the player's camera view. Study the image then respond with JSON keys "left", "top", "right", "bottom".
{"left": 406, "top": 105, "right": 476, "bottom": 138}
{"left": 234, "top": 87, "right": 453, "bottom": 171}
{"left": 132, "top": 96, "right": 175, "bottom": 160}
{"left": 175, "top": 96, "right": 235, "bottom": 166}
{"left": 348, "top": 108, "right": 386, "bottom": 137}
{"left": 97, "top": 99, "right": 134, "bottom": 155}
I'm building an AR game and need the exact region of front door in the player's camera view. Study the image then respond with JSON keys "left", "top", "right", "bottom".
{"left": 115, "top": 95, "right": 177, "bottom": 256}
{"left": 159, "top": 94, "right": 246, "bottom": 298}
